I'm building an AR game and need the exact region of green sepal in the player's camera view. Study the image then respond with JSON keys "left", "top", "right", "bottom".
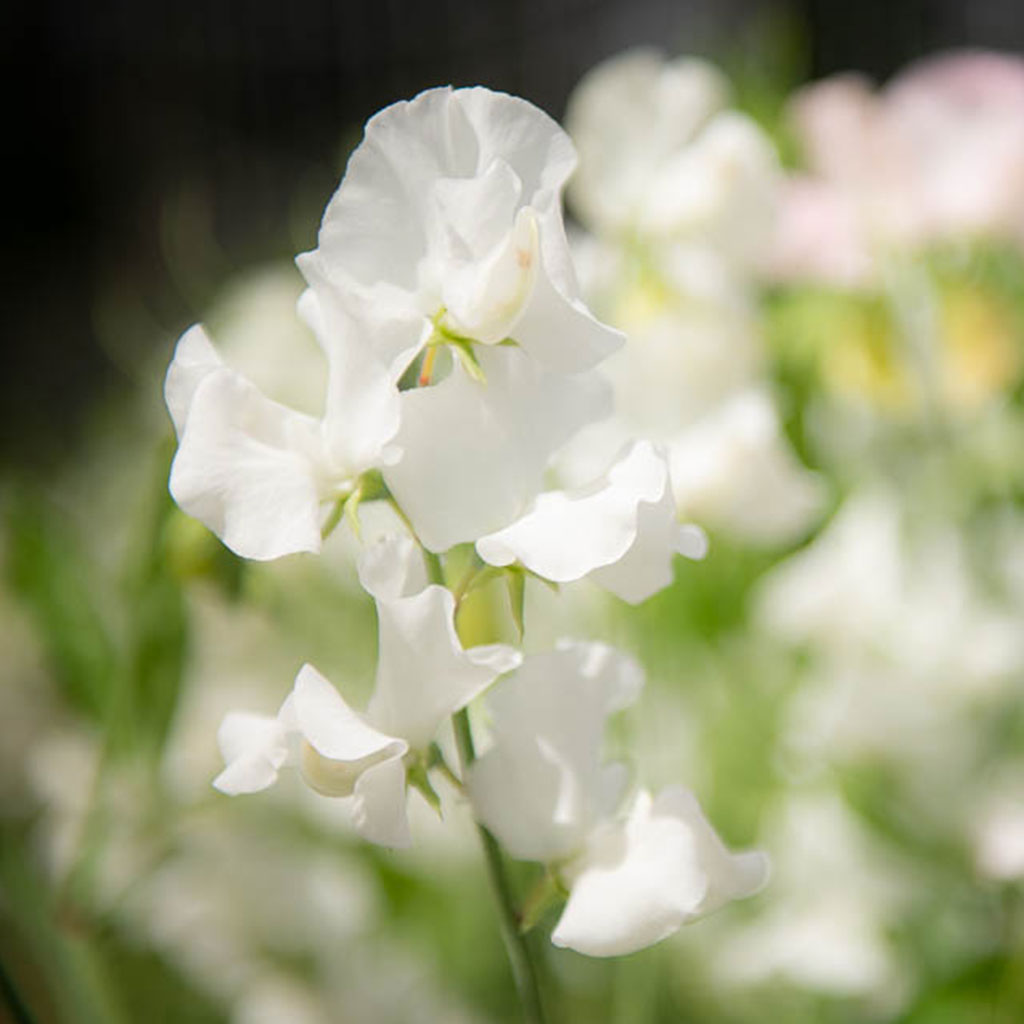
{"left": 505, "top": 566, "right": 527, "bottom": 640}
{"left": 518, "top": 869, "right": 566, "bottom": 934}
{"left": 449, "top": 338, "right": 487, "bottom": 384}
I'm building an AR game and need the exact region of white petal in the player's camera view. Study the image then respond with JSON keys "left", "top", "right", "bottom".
{"left": 213, "top": 711, "right": 290, "bottom": 795}
{"left": 351, "top": 753, "right": 411, "bottom": 848}
{"left": 384, "top": 345, "right": 611, "bottom": 552}
{"left": 169, "top": 365, "right": 329, "bottom": 560}
{"left": 551, "top": 786, "right": 767, "bottom": 957}
{"left": 442, "top": 205, "right": 539, "bottom": 345}
{"left": 511, "top": 245, "right": 624, "bottom": 374}
{"left": 291, "top": 664, "right": 406, "bottom": 764}
{"left": 368, "top": 585, "right": 521, "bottom": 750}
{"left": 355, "top": 533, "right": 426, "bottom": 601}
{"left": 467, "top": 643, "right": 642, "bottom": 862}
{"left": 164, "top": 324, "right": 222, "bottom": 438}
{"left": 478, "top": 441, "right": 686, "bottom": 602}
{"left": 296, "top": 263, "right": 406, "bottom": 472}
{"left": 311, "top": 86, "right": 574, "bottom": 312}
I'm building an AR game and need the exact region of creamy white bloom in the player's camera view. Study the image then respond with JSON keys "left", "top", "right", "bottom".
{"left": 170, "top": 86, "right": 623, "bottom": 558}
{"left": 166, "top": 281, "right": 401, "bottom": 561}
{"left": 302, "top": 86, "right": 621, "bottom": 373}
{"left": 476, "top": 441, "right": 707, "bottom": 603}
{"left": 299, "top": 86, "right": 623, "bottom": 551}
{"left": 552, "top": 786, "right": 768, "bottom": 957}
{"left": 214, "top": 542, "right": 520, "bottom": 846}
{"left": 667, "top": 390, "right": 825, "bottom": 544}
{"left": 562, "top": 53, "right": 821, "bottom": 546}
{"left": 567, "top": 50, "right": 778, "bottom": 269}
{"left": 468, "top": 641, "right": 766, "bottom": 955}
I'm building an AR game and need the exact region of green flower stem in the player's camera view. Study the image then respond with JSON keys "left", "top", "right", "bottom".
{"left": 417, "top": 536, "right": 548, "bottom": 1021}
{"left": 452, "top": 707, "right": 547, "bottom": 1024}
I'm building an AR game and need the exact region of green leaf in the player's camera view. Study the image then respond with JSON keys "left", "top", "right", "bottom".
{"left": 117, "top": 447, "right": 190, "bottom": 757}
{"left": 5, "top": 490, "right": 119, "bottom": 723}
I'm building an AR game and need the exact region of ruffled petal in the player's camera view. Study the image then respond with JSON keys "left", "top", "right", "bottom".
{"left": 467, "top": 642, "right": 642, "bottom": 862}
{"left": 168, "top": 353, "right": 330, "bottom": 561}
{"left": 511, "top": 244, "right": 624, "bottom": 373}
{"left": 213, "top": 711, "right": 290, "bottom": 795}
{"left": 478, "top": 441, "right": 697, "bottom": 602}
{"left": 367, "top": 584, "right": 521, "bottom": 751}
{"left": 356, "top": 533, "right": 426, "bottom": 601}
{"left": 164, "top": 324, "right": 223, "bottom": 438}
{"left": 295, "top": 274, "right": 404, "bottom": 472}
{"left": 351, "top": 753, "right": 412, "bottom": 848}
{"left": 290, "top": 664, "right": 406, "bottom": 765}
{"left": 384, "top": 345, "right": 611, "bottom": 552}
{"left": 552, "top": 786, "right": 767, "bottom": 957}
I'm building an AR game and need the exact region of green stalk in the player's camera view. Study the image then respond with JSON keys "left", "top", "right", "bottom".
{"left": 415, "top": 537, "right": 548, "bottom": 1020}
{"left": 452, "top": 708, "right": 547, "bottom": 1024}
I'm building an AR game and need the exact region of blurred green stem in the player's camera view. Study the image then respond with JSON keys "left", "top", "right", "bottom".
{"left": 420, "top": 547, "right": 547, "bottom": 1022}
{"left": 452, "top": 708, "right": 547, "bottom": 1024}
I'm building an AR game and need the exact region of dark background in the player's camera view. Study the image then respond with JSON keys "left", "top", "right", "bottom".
{"left": 5, "top": 0, "right": 1024, "bottom": 467}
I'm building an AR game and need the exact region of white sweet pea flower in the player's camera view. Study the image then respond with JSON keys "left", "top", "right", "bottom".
{"left": 566, "top": 49, "right": 779, "bottom": 270}
{"left": 302, "top": 86, "right": 622, "bottom": 375}
{"left": 296, "top": 86, "right": 624, "bottom": 551}
{"left": 213, "top": 542, "right": 521, "bottom": 846}
{"left": 476, "top": 441, "right": 707, "bottom": 603}
{"left": 467, "top": 642, "right": 766, "bottom": 956}
{"left": 165, "top": 281, "right": 402, "bottom": 561}
{"left": 169, "top": 85, "right": 624, "bottom": 559}
{"left": 667, "top": 390, "right": 826, "bottom": 545}
{"left": 552, "top": 786, "right": 769, "bottom": 957}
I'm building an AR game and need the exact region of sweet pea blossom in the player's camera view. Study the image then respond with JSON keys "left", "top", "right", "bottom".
{"left": 566, "top": 50, "right": 778, "bottom": 269}
{"left": 213, "top": 540, "right": 520, "bottom": 846}
{"left": 168, "top": 86, "right": 624, "bottom": 558}
{"left": 165, "top": 283, "right": 401, "bottom": 561}
{"left": 467, "top": 642, "right": 767, "bottom": 956}
{"left": 476, "top": 441, "right": 707, "bottom": 603}
{"left": 300, "top": 86, "right": 624, "bottom": 551}
{"left": 561, "top": 51, "right": 823, "bottom": 546}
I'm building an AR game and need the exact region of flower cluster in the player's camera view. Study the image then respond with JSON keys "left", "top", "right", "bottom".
{"left": 165, "top": 85, "right": 765, "bottom": 961}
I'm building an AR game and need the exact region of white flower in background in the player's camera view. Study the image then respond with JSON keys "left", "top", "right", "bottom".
{"left": 666, "top": 391, "right": 826, "bottom": 545}
{"left": 200, "top": 264, "right": 327, "bottom": 416}
{"left": 974, "top": 777, "right": 1024, "bottom": 882}
{"left": 717, "top": 791, "right": 909, "bottom": 1004}
{"left": 772, "top": 51, "right": 1024, "bottom": 286}
{"left": 562, "top": 50, "right": 823, "bottom": 546}
{"left": 758, "top": 491, "right": 1024, "bottom": 685}
{"left": 214, "top": 540, "right": 520, "bottom": 846}
{"left": 477, "top": 441, "right": 707, "bottom": 603}
{"left": 467, "top": 641, "right": 767, "bottom": 956}
{"left": 566, "top": 50, "right": 778, "bottom": 270}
